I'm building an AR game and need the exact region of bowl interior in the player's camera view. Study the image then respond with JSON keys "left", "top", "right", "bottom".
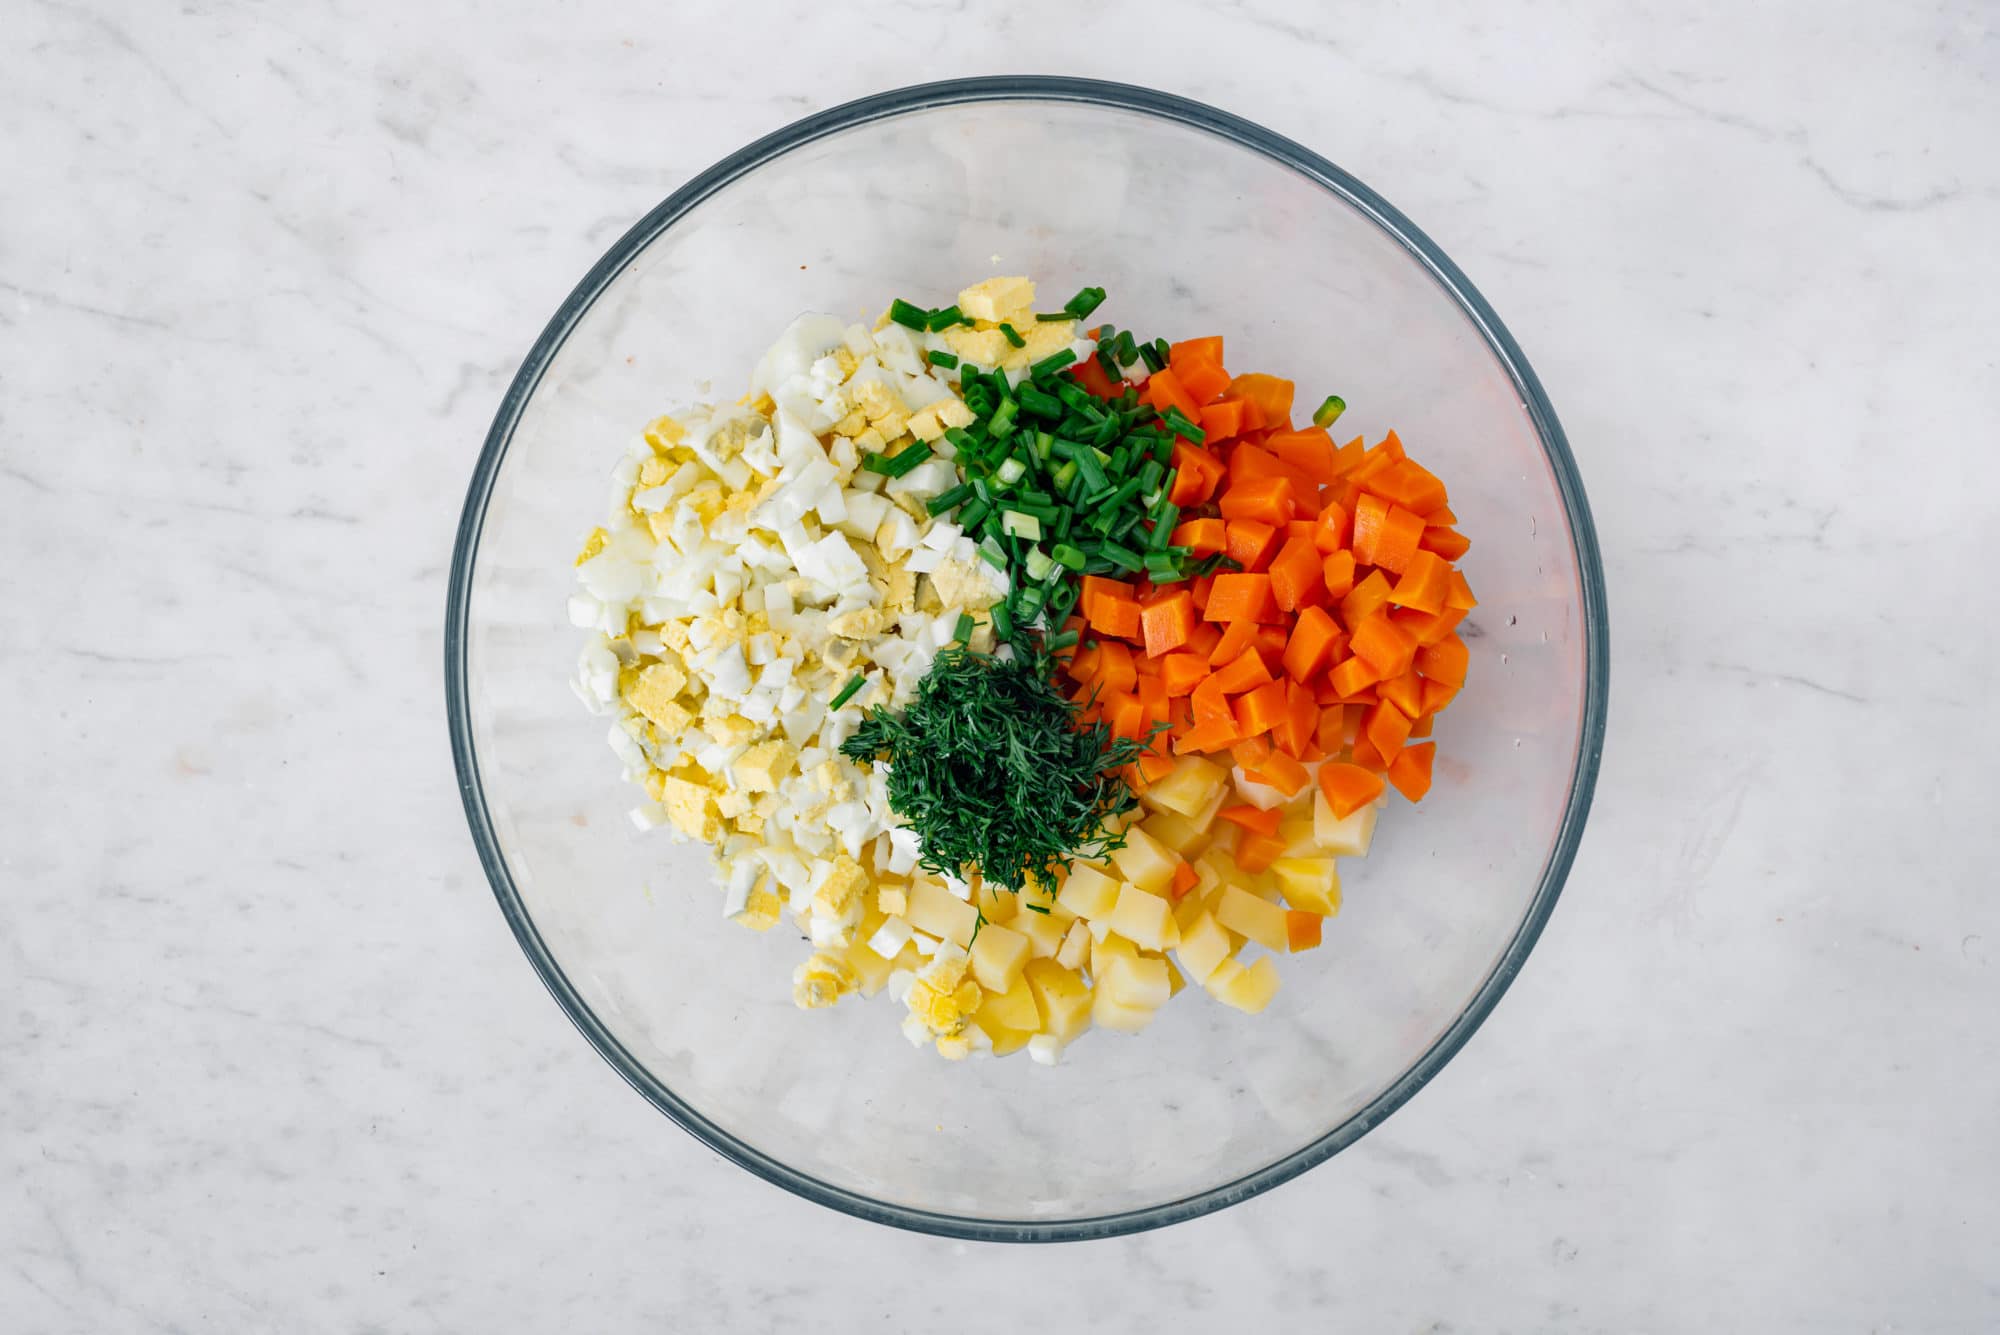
{"left": 454, "top": 83, "right": 1600, "bottom": 1235}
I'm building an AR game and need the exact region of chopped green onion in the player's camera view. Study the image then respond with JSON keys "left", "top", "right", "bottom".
{"left": 829, "top": 674, "right": 868, "bottom": 709}
{"left": 995, "top": 457, "right": 1027, "bottom": 485}
{"left": 1050, "top": 542, "right": 1087, "bottom": 572}
{"left": 1143, "top": 551, "right": 1184, "bottom": 580}
{"left": 862, "top": 440, "right": 934, "bottom": 477}
{"left": 1030, "top": 348, "right": 1077, "bottom": 377}
{"left": 988, "top": 398, "right": 1018, "bottom": 436}
{"left": 1018, "top": 385, "right": 1064, "bottom": 417}
{"left": 1113, "top": 330, "right": 1139, "bottom": 367}
{"left": 990, "top": 599, "right": 1014, "bottom": 639}
{"left": 1137, "top": 341, "right": 1165, "bottom": 374}
{"left": 1163, "top": 408, "right": 1204, "bottom": 442}
{"left": 1002, "top": 510, "right": 1043, "bottom": 540}
{"left": 953, "top": 611, "right": 975, "bottom": 642}
{"left": 926, "top": 482, "right": 975, "bottom": 515}
{"left": 1099, "top": 540, "right": 1145, "bottom": 572}
{"left": 927, "top": 350, "right": 959, "bottom": 369}
{"left": 926, "top": 304, "right": 965, "bottom": 332}
{"left": 1153, "top": 338, "right": 1172, "bottom": 365}
{"left": 999, "top": 322, "right": 1027, "bottom": 348}
{"left": 1034, "top": 311, "right": 1071, "bottom": 323}
{"left": 1024, "top": 548, "right": 1056, "bottom": 581}
{"left": 958, "top": 497, "right": 990, "bottom": 531}
{"left": 888, "top": 298, "right": 929, "bottom": 330}
{"left": 1312, "top": 394, "right": 1347, "bottom": 428}
{"left": 1062, "top": 286, "right": 1107, "bottom": 319}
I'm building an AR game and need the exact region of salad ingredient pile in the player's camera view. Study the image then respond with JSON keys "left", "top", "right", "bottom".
{"left": 570, "top": 277, "right": 1476, "bottom": 1062}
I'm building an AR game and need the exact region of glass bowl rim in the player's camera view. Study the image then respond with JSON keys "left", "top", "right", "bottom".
{"left": 444, "top": 74, "right": 1610, "bottom": 1243}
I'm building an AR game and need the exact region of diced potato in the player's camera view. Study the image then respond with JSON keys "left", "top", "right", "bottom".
{"left": 905, "top": 878, "right": 979, "bottom": 947}
{"left": 1213, "top": 954, "right": 1281, "bottom": 1014}
{"left": 1278, "top": 812, "right": 1318, "bottom": 857}
{"left": 1056, "top": 918, "right": 1092, "bottom": 970}
{"left": 1215, "top": 884, "right": 1289, "bottom": 952}
{"left": 1139, "top": 808, "right": 1210, "bottom": 857}
{"left": 1023, "top": 959, "right": 1092, "bottom": 1041}
{"left": 980, "top": 886, "right": 1019, "bottom": 925}
{"left": 1109, "top": 826, "right": 1178, "bottom": 896}
{"left": 1107, "top": 883, "right": 1179, "bottom": 952}
{"left": 978, "top": 972, "right": 1043, "bottom": 1031}
{"left": 970, "top": 1013, "right": 1034, "bottom": 1057}
{"left": 1271, "top": 857, "right": 1342, "bottom": 916}
{"left": 842, "top": 939, "right": 899, "bottom": 996}
{"left": 1229, "top": 766, "right": 1290, "bottom": 810}
{"left": 1139, "top": 754, "right": 1230, "bottom": 817}
{"left": 1175, "top": 911, "right": 1235, "bottom": 983}
{"left": 1090, "top": 930, "right": 1138, "bottom": 981}
{"left": 1015, "top": 906, "right": 1068, "bottom": 958}
{"left": 1162, "top": 952, "right": 1186, "bottom": 998}
{"left": 1204, "top": 957, "right": 1243, "bottom": 998}
{"left": 1091, "top": 987, "right": 1160, "bottom": 1034}
{"left": 969, "top": 922, "right": 1031, "bottom": 993}
{"left": 1056, "top": 863, "right": 1120, "bottom": 920}
{"left": 1100, "top": 953, "right": 1171, "bottom": 1009}
{"left": 1313, "top": 790, "right": 1380, "bottom": 857}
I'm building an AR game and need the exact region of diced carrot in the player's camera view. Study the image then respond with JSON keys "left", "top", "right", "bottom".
{"left": 1170, "top": 517, "right": 1227, "bottom": 556}
{"left": 1169, "top": 858, "right": 1201, "bottom": 900}
{"left": 1097, "top": 640, "right": 1137, "bottom": 692}
{"left": 1133, "top": 652, "right": 1160, "bottom": 677}
{"left": 1329, "top": 435, "right": 1367, "bottom": 476}
{"left": 1377, "top": 666, "right": 1425, "bottom": 718}
{"left": 1140, "top": 589, "right": 1197, "bottom": 657}
{"left": 1136, "top": 675, "right": 1170, "bottom": 711}
{"left": 1169, "top": 444, "right": 1223, "bottom": 507}
{"left": 1177, "top": 358, "right": 1233, "bottom": 405}
{"left": 1387, "top": 741, "right": 1436, "bottom": 801}
{"left": 1282, "top": 605, "right": 1342, "bottom": 682}
{"left": 1266, "top": 428, "right": 1337, "bottom": 484}
{"left": 1285, "top": 911, "right": 1324, "bottom": 952}
{"left": 1416, "top": 632, "right": 1469, "bottom": 687}
{"left": 1208, "top": 617, "right": 1260, "bottom": 666}
{"left": 1218, "top": 476, "right": 1301, "bottom": 527}
{"left": 1224, "top": 519, "right": 1281, "bottom": 572}
{"left": 1321, "top": 549, "right": 1357, "bottom": 600}
{"left": 1203, "top": 572, "right": 1283, "bottom": 624}
{"left": 1312, "top": 500, "right": 1352, "bottom": 554}
{"left": 1370, "top": 504, "right": 1426, "bottom": 574}
{"left": 1210, "top": 647, "right": 1275, "bottom": 695}
{"left": 1228, "top": 445, "right": 1319, "bottom": 504}
{"left": 1351, "top": 492, "right": 1391, "bottom": 566}
{"left": 1186, "top": 621, "right": 1222, "bottom": 658}
{"left": 1246, "top": 748, "right": 1310, "bottom": 796}
{"left": 1399, "top": 603, "right": 1468, "bottom": 646}
{"left": 1081, "top": 575, "right": 1133, "bottom": 618}
{"left": 1232, "top": 735, "right": 1275, "bottom": 771}
{"left": 1168, "top": 336, "right": 1225, "bottom": 371}
{"left": 1173, "top": 716, "right": 1241, "bottom": 754}
{"left": 1145, "top": 366, "right": 1204, "bottom": 421}
{"left": 1446, "top": 569, "right": 1478, "bottom": 610}
{"left": 1200, "top": 397, "right": 1247, "bottom": 443}
{"left": 1329, "top": 654, "right": 1384, "bottom": 697}
{"left": 1274, "top": 679, "right": 1317, "bottom": 757}
{"left": 1286, "top": 518, "right": 1317, "bottom": 545}
{"left": 1253, "top": 624, "right": 1290, "bottom": 661}
{"left": 1190, "top": 573, "right": 1215, "bottom": 615}
{"left": 1225, "top": 373, "right": 1294, "bottom": 429}
{"left": 1318, "top": 762, "right": 1385, "bottom": 819}
{"left": 1104, "top": 690, "right": 1145, "bottom": 741}
{"left": 1387, "top": 549, "right": 1452, "bottom": 615}
{"left": 1217, "top": 803, "right": 1282, "bottom": 837}
{"left": 1350, "top": 610, "right": 1418, "bottom": 677}
{"left": 1315, "top": 703, "right": 1350, "bottom": 753}
{"left": 1234, "top": 831, "right": 1287, "bottom": 873}
{"left": 1089, "top": 587, "right": 1143, "bottom": 640}
{"left": 1368, "top": 458, "right": 1448, "bottom": 514}
{"left": 1424, "top": 504, "right": 1459, "bottom": 526}
{"left": 1158, "top": 651, "right": 1209, "bottom": 697}
{"left": 1339, "top": 570, "right": 1394, "bottom": 629}
{"left": 1232, "top": 679, "right": 1289, "bottom": 738}
{"left": 1349, "top": 730, "right": 1388, "bottom": 772}
{"left": 1137, "top": 748, "right": 1178, "bottom": 783}
{"left": 1409, "top": 713, "right": 1434, "bottom": 739}
{"left": 1268, "top": 535, "right": 1325, "bottom": 612}
{"left": 1190, "top": 674, "right": 1233, "bottom": 725}
{"left": 1419, "top": 526, "right": 1472, "bottom": 561}
{"left": 1364, "top": 699, "right": 1413, "bottom": 762}
{"left": 1067, "top": 355, "right": 1122, "bottom": 400}
{"left": 1420, "top": 678, "right": 1460, "bottom": 715}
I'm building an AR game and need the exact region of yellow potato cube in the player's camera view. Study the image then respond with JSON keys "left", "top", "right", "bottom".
{"left": 1055, "top": 863, "right": 1121, "bottom": 921}
{"left": 969, "top": 922, "right": 1031, "bottom": 994}
{"left": 1091, "top": 988, "right": 1160, "bottom": 1034}
{"left": 1107, "top": 883, "right": 1179, "bottom": 952}
{"left": 841, "top": 938, "right": 898, "bottom": 997}
{"left": 1271, "top": 857, "right": 1342, "bottom": 916}
{"left": 1140, "top": 754, "right": 1229, "bottom": 818}
{"left": 1055, "top": 919, "right": 1092, "bottom": 970}
{"left": 978, "top": 885, "right": 1020, "bottom": 925}
{"left": 1214, "top": 885, "right": 1289, "bottom": 953}
{"left": 1278, "top": 813, "right": 1319, "bottom": 857}
{"left": 1212, "top": 955, "right": 1281, "bottom": 1014}
{"left": 905, "top": 878, "right": 979, "bottom": 947}
{"left": 970, "top": 1010, "right": 1034, "bottom": 1057}
{"left": 1174, "top": 912, "right": 1235, "bottom": 984}
{"left": 1313, "top": 790, "right": 1381, "bottom": 857}
{"left": 1108, "top": 826, "right": 1177, "bottom": 897}
{"left": 1138, "top": 806, "right": 1214, "bottom": 857}
{"left": 1100, "top": 953, "right": 1171, "bottom": 1010}
{"left": 1090, "top": 930, "right": 1138, "bottom": 982}
{"left": 956, "top": 275, "right": 1036, "bottom": 322}
{"left": 1015, "top": 907, "right": 1068, "bottom": 958}
{"left": 977, "top": 971, "right": 1044, "bottom": 1032}
{"left": 1023, "top": 959, "right": 1093, "bottom": 1041}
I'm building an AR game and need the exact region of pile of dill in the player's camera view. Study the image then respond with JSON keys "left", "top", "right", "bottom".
{"left": 839, "top": 646, "right": 1146, "bottom": 895}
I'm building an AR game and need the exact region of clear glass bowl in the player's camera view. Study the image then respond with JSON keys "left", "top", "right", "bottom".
{"left": 446, "top": 77, "right": 1608, "bottom": 1240}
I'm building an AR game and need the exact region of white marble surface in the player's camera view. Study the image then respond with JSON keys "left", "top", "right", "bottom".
{"left": 5, "top": 1, "right": 1997, "bottom": 1329}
